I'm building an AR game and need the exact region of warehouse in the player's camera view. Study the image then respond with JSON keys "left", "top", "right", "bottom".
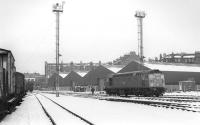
{"left": 118, "top": 61, "right": 200, "bottom": 92}
{"left": 62, "top": 71, "right": 83, "bottom": 91}
{"left": 47, "top": 73, "right": 63, "bottom": 90}
{"left": 83, "top": 65, "right": 114, "bottom": 91}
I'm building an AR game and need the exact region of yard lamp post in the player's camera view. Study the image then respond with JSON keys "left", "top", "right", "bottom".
{"left": 52, "top": 2, "right": 64, "bottom": 97}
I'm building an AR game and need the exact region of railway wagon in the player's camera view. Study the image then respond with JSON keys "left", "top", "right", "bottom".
{"left": 0, "top": 67, "right": 6, "bottom": 115}
{"left": 15, "top": 72, "right": 25, "bottom": 97}
{"left": 105, "top": 70, "right": 166, "bottom": 96}
{"left": 0, "top": 48, "right": 27, "bottom": 117}
{"left": 25, "top": 81, "right": 34, "bottom": 92}
{"left": 0, "top": 71, "right": 26, "bottom": 116}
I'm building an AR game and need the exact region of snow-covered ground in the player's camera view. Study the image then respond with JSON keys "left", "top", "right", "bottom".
{"left": 36, "top": 94, "right": 87, "bottom": 125}
{"left": 1, "top": 93, "right": 51, "bottom": 125}
{"left": 43, "top": 90, "right": 200, "bottom": 112}
{"left": 42, "top": 93, "right": 200, "bottom": 125}
{"left": 1, "top": 91, "right": 200, "bottom": 125}
{"left": 164, "top": 91, "right": 200, "bottom": 97}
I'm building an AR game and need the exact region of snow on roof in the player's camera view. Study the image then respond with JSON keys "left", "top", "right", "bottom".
{"left": 107, "top": 66, "right": 124, "bottom": 73}
{"left": 77, "top": 72, "right": 88, "bottom": 77}
{"left": 184, "top": 55, "right": 195, "bottom": 58}
{"left": 174, "top": 55, "right": 181, "bottom": 58}
{"left": 59, "top": 73, "right": 69, "bottom": 78}
{"left": 144, "top": 62, "right": 200, "bottom": 72}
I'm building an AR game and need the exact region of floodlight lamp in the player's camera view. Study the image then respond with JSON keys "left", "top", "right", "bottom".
{"left": 53, "top": 3, "right": 63, "bottom": 12}
{"left": 135, "top": 11, "right": 146, "bottom": 18}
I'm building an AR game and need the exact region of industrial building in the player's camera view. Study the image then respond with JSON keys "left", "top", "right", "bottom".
{"left": 45, "top": 61, "right": 102, "bottom": 79}
{"left": 47, "top": 73, "right": 63, "bottom": 90}
{"left": 24, "top": 73, "right": 46, "bottom": 89}
{"left": 112, "top": 51, "right": 140, "bottom": 65}
{"left": 47, "top": 71, "right": 84, "bottom": 91}
{"left": 118, "top": 61, "right": 200, "bottom": 91}
{"left": 62, "top": 71, "right": 83, "bottom": 91}
{"left": 83, "top": 65, "right": 114, "bottom": 91}
{"left": 46, "top": 65, "right": 122, "bottom": 92}
{"left": 159, "top": 52, "right": 200, "bottom": 64}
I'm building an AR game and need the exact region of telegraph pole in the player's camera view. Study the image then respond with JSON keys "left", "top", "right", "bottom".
{"left": 135, "top": 11, "right": 146, "bottom": 69}
{"left": 53, "top": 2, "right": 64, "bottom": 97}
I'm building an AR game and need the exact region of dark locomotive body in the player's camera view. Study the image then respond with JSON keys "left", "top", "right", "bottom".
{"left": 105, "top": 70, "right": 165, "bottom": 96}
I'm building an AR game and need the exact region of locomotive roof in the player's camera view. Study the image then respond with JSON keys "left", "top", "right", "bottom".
{"left": 114, "top": 69, "right": 162, "bottom": 76}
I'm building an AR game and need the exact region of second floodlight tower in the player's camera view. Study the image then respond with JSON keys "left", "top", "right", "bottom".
{"left": 52, "top": 2, "right": 64, "bottom": 97}
{"left": 135, "top": 11, "right": 146, "bottom": 63}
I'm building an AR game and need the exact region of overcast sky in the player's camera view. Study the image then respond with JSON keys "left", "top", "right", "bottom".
{"left": 1, "top": 0, "right": 200, "bottom": 74}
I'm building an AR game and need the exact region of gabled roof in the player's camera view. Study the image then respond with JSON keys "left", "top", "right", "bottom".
{"left": 48, "top": 73, "right": 63, "bottom": 87}
{"left": 76, "top": 71, "right": 88, "bottom": 77}
{"left": 59, "top": 73, "right": 69, "bottom": 78}
{"left": 63, "top": 71, "right": 83, "bottom": 86}
{"left": 106, "top": 65, "right": 124, "bottom": 73}
{"left": 84, "top": 65, "right": 115, "bottom": 85}
{"left": 118, "top": 61, "right": 149, "bottom": 73}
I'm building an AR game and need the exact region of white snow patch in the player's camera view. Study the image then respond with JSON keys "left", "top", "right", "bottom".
{"left": 42, "top": 93, "right": 200, "bottom": 125}
{"left": 164, "top": 91, "right": 200, "bottom": 96}
{"left": 36, "top": 94, "right": 87, "bottom": 125}
{"left": 77, "top": 72, "right": 88, "bottom": 77}
{"left": 59, "top": 73, "right": 69, "bottom": 78}
{"left": 145, "top": 62, "right": 200, "bottom": 72}
{"left": 1, "top": 93, "right": 51, "bottom": 125}
{"left": 106, "top": 66, "right": 124, "bottom": 73}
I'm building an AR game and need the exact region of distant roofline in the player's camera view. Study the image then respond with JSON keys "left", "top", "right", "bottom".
{"left": 146, "top": 61, "right": 200, "bottom": 67}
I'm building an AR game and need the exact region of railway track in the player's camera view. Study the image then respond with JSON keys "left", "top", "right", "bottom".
{"left": 61, "top": 93, "right": 200, "bottom": 113}
{"left": 35, "top": 94, "right": 94, "bottom": 125}
{"left": 103, "top": 97, "right": 200, "bottom": 113}
{"left": 141, "top": 97, "right": 200, "bottom": 103}
{"left": 129, "top": 96, "right": 200, "bottom": 103}
{"left": 41, "top": 91, "right": 200, "bottom": 113}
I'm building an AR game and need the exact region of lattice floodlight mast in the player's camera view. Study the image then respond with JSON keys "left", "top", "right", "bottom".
{"left": 135, "top": 11, "right": 146, "bottom": 63}
{"left": 52, "top": 2, "right": 64, "bottom": 97}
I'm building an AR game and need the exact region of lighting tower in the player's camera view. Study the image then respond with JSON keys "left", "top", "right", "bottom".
{"left": 52, "top": 2, "right": 64, "bottom": 97}
{"left": 135, "top": 11, "right": 146, "bottom": 63}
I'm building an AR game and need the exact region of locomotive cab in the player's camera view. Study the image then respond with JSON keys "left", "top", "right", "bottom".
{"left": 148, "top": 71, "right": 165, "bottom": 88}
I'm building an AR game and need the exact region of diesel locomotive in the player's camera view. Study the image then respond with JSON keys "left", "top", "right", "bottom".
{"left": 105, "top": 70, "right": 166, "bottom": 97}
